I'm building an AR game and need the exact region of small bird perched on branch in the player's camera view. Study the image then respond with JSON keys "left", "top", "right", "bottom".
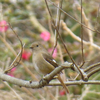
{"left": 30, "top": 42, "right": 69, "bottom": 93}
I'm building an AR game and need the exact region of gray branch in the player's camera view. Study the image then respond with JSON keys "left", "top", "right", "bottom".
{"left": 1, "top": 61, "right": 100, "bottom": 88}
{"left": 1, "top": 72, "right": 100, "bottom": 88}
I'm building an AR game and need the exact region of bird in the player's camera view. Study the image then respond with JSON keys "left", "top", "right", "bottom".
{"left": 30, "top": 42, "right": 69, "bottom": 93}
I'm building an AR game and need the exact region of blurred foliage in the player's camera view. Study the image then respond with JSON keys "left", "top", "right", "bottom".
{"left": 0, "top": 0, "right": 100, "bottom": 100}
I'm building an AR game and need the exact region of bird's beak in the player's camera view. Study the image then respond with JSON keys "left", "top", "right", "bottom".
{"left": 30, "top": 46, "right": 33, "bottom": 49}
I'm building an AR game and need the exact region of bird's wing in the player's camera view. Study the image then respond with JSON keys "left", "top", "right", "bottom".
{"left": 42, "top": 53, "right": 58, "bottom": 68}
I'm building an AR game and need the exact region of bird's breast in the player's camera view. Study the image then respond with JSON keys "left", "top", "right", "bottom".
{"left": 32, "top": 53, "right": 54, "bottom": 75}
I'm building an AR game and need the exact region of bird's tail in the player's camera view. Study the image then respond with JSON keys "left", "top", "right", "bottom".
{"left": 57, "top": 74, "right": 69, "bottom": 93}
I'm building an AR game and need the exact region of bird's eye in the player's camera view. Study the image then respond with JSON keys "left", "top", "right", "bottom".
{"left": 36, "top": 45, "right": 39, "bottom": 47}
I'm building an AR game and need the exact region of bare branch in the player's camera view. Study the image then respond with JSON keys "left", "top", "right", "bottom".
{"left": 47, "top": 0, "right": 100, "bottom": 34}
{"left": 1, "top": 72, "right": 100, "bottom": 88}
{"left": 4, "top": 23, "right": 24, "bottom": 73}
{"left": 0, "top": 62, "right": 73, "bottom": 88}
{"left": 62, "top": 21, "right": 100, "bottom": 50}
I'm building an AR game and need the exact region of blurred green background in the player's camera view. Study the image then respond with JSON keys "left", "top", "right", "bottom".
{"left": 0, "top": 0, "right": 100, "bottom": 100}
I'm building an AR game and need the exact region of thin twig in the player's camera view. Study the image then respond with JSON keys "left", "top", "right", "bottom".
{"left": 47, "top": 0, "right": 100, "bottom": 34}
{"left": 87, "top": 67, "right": 100, "bottom": 78}
{"left": 95, "top": 4, "right": 100, "bottom": 31}
{"left": 4, "top": 23, "right": 24, "bottom": 73}
{"left": 4, "top": 44, "right": 25, "bottom": 73}
{"left": 62, "top": 21, "right": 100, "bottom": 50}
{"left": 84, "top": 62, "right": 100, "bottom": 72}
{"left": 45, "top": 0, "right": 85, "bottom": 80}
{"left": 3, "top": 81, "right": 23, "bottom": 100}
{"left": 80, "top": 0, "right": 85, "bottom": 68}
{"left": 52, "top": 2, "right": 59, "bottom": 55}
{"left": 76, "top": 2, "right": 94, "bottom": 51}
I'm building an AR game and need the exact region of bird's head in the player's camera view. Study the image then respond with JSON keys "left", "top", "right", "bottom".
{"left": 30, "top": 42, "right": 40, "bottom": 49}
{"left": 30, "top": 42, "right": 42, "bottom": 51}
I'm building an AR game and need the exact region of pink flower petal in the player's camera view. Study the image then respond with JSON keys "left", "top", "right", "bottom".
{"left": 11, "top": 67, "right": 16, "bottom": 72}
{"left": 8, "top": 73, "right": 14, "bottom": 77}
{"left": 22, "top": 51, "right": 31, "bottom": 60}
{"left": 7, "top": 68, "right": 16, "bottom": 77}
{"left": 59, "top": 90, "right": 66, "bottom": 96}
{"left": 40, "top": 31, "right": 50, "bottom": 41}
{"left": 0, "top": 20, "right": 8, "bottom": 32}
{"left": 48, "top": 48, "right": 57, "bottom": 58}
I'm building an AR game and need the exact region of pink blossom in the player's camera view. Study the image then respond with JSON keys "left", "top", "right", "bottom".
{"left": 0, "top": 20, "right": 8, "bottom": 32}
{"left": 48, "top": 48, "right": 57, "bottom": 58}
{"left": 59, "top": 90, "right": 66, "bottom": 96}
{"left": 22, "top": 51, "right": 31, "bottom": 60}
{"left": 11, "top": 67, "right": 16, "bottom": 72}
{"left": 7, "top": 67, "right": 16, "bottom": 77}
{"left": 40, "top": 31, "right": 50, "bottom": 41}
